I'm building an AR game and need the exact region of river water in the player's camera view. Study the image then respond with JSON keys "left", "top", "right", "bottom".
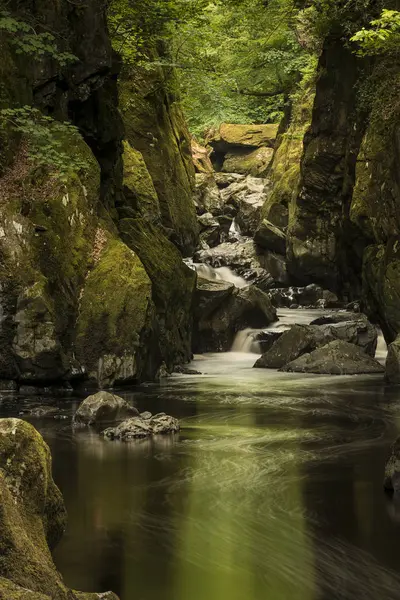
{"left": 1, "top": 310, "right": 400, "bottom": 600}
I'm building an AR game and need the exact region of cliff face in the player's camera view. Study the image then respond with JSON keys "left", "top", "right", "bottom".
{"left": 0, "top": 0, "right": 197, "bottom": 389}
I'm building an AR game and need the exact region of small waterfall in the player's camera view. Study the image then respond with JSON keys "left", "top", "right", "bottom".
{"left": 231, "top": 329, "right": 261, "bottom": 353}
{"left": 375, "top": 328, "right": 388, "bottom": 363}
{"left": 186, "top": 260, "right": 247, "bottom": 289}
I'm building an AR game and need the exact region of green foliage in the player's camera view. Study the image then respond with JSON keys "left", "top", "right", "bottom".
{"left": 0, "top": 107, "right": 89, "bottom": 180}
{"left": 351, "top": 9, "right": 400, "bottom": 56}
{"left": 0, "top": 10, "right": 77, "bottom": 66}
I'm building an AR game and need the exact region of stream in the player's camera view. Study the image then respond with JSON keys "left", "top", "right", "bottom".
{"left": 2, "top": 310, "right": 400, "bottom": 600}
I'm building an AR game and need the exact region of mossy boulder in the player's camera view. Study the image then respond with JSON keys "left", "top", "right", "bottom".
{"left": 76, "top": 236, "right": 158, "bottom": 387}
{"left": 121, "top": 141, "right": 161, "bottom": 222}
{"left": 221, "top": 147, "right": 274, "bottom": 177}
{"left": 73, "top": 391, "right": 139, "bottom": 426}
{"left": 0, "top": 418, "right": 119, "bottom": 599}
{"left": 208, "top": 123, "right": 279, "bottom": 153}
{"left": 120, "top": 217, "right": 196, "bottom": 369}
{"left": 119, "top": 52, "right": 198, "bottom": 255}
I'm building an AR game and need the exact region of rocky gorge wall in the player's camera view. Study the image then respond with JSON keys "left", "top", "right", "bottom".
{"left": 0, "top": 0, "right": 198, "bottom": 390}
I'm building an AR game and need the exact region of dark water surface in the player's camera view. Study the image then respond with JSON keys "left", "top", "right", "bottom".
{"left": 2, "top": 348, "right": 400, "bottom": 600}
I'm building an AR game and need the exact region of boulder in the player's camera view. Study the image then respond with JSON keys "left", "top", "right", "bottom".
{"left": 191, "top": 138, "right": 214, "bottom": 173}
{"left": 254, "top": 219, "right": 286, "bottom": 254}
{"left": 0, "top": 418, "right": 118, "bottom": 600}
{"left": 310, "top": 313, "right": 378, "bottom": 356}
{"left": 102, "top": 413, "right": 180, "bottom": 440}
{"left": 384, "top": 437, "right": 400, "bottom": 492}
{"left": 197, "top": 212, "right": 222, "bottom": 247}
{"left": 282, "top": 340, "right": 385, "bottom": 375}
{"left": 73, "top": 391, "right": 139, "bottom": 426}
{"left": 253, "top": 330, "right": 283, "bottom": 354}
{"left": 207, "top": 123, "right": 279, "bottom": 153}
{"left": 214, "top": 173, "right": 246, "bottom": 188}
{"left": 386, "top": 335, "right": 400, "bottom": 384}
{"left": 254, "top": 325, "right": 318, "bottom": 369}
{"left": 194, "top": 173, "right": 225, "bottom": 215}
{"left": 222, "top": 147, "right": 274, "bottom": 177}
{"left": 193, "top": 279, "right": 277, "bottom": 353}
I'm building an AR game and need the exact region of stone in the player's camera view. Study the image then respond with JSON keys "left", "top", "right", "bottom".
{"left": 254, "top": 219, "right": 286, "bottom": 254}
{"left": 0, "top": 418, "right": 119, "bottom": 600}
{"left": 386, "top": 335, "right": 400, "bottom": 384}
{"left": 194, "top": 173, "right": 225, "bottom": 215}
{"left": 384, "top": 437, "right": 400, "bottom": 493}
{"left": 102, "top": 413, "right": 180, "bottom": 440}
{"left": 266, "top": 203, "right": 289, "bottom": 230}
{"left": 191, "top": 138, "right": 214, "bottom": 173}
{"left": 214, "top": 173, "right": 246, "bottom": 188}
{"left": 24, "top": 406, "right": 62, "bottom": 418}
{"left": 253, "top": 330, "right": 283, "bottom": 354}
{"left": 73, "top": 391, "right": 139, "bottom": 426}
{"left": 207, "top": 123, "right": 279, "bottom": 153}
{"left": 282, "top": 340, "right": 385, "bottom": 375}
{"left": 309, "top": 313, "right": 378, "bottom": 356}
{"left": 267, "top": 285, "right": 324, "bottom": 308}
{"left": 193, "top": 279, "right": 277, "bottom": 353}
{"left": 140, "top": 411, "right": 152, "bottom": 420}
{"left": 197, "top": 212, "right": 222, "bottom": 247}
{"left": 254, "top": 325, "right": 318, "bottom": 369}
{"left": 173, "top": 365, "right": 202, "bottom": 375}
{"left": 222, "top": 147, "right": 274, "bottom": 177}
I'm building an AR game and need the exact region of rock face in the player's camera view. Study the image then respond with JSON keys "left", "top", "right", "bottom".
{"left": 193, "top": 278, "right": 277, "bottom": 352}
{"left": 282, "top": 340, "right": 384, "bottom": 375}
{"left": 0, "top": 2, "right": 198, "bottom": 389}
{"left": 102, "top": 413, "right": 180, "bottom": 441}
{"left": 0, "top": 418, "right": 119, "bottom": 599}
{"left": 222, "top": 147, "right": 274, "bottom": 177}
{"left": 73, "top": 391, "right": 139, "bottom": 426}
{"left": 254, "top": 219, "right": 286, "bottom": 254}
{"left": 384, "top": 437, "right": 400, "bottom": 493}
{"left": 386, "top": 336, "right": 400, "bottom": 384}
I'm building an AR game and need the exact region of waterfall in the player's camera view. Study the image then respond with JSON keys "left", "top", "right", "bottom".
{"left": 231, "top": 329, "right": 261, "bottom": 353}
{"left": 375, "top": 328, "right": 388, "bottom": 363}
{"left": 185, "top": 259, "right": 247, "bottom": 289}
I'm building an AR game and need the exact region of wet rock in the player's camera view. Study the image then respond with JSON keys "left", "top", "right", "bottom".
{"left": 24, "top": 406, "right": 63, "bottom": 419}
{"left": 281, "top": 340, "right": 385, "bottom": 375}
{"left": 309, "top": 313, "right": 377, "bottom": 356}
{"left": 194, "top": 278, "right": 277, "bottom": 353}
{"left": 197, "top": 212, "right": 222, "bottom": 247}
{"left": 102, "top": 413, "right": 180, "bottom": 440}
{"left": 73, "top": 391, "right": 139, "bottom": 426}
{"left": 254, "top": 219, "right": 286, "bottom": 254}
{"left": 267, "top": 284, "right": 325, "bottom": 308}
{"left": 384, "top": 437, "right": 400, "bottom": 492}
{"left": 254, "top": 330, "right": 283, "bottom": 354}
{"left": 0, "top": 418, "right": 119, "bottom": 599}
{"left": 173, "top": 365, "right": 202, "bottom": 375}
{"left": 254, "top": 325, "right": 318, "bottom": 369}
{"left": 140, "top": 411, "right": 152, "bottom": 420}
{"left": 386, "top": 336, "right": 400, "bottom": 384}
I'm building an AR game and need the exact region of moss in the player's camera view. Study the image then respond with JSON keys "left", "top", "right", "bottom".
{"left": 119, "top": 217, "right": 196, "bottom": 368}
{"left": 119, "top": 54, "right": 198, "bottom": 255}
{"left": 222, "top": 147, "right": 274, "bottom": 176}
{"left": 217, "top": 123, "right": 279, "bottom": 148}
{"left": 121, "top": 141, "right": 160, "bottom": 221}
{"left": 76, "top": 237, "right": 156, "bottom": 386}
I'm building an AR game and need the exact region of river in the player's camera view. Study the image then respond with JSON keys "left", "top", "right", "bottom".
{"left": 1, "top": 310, "right": 400, "bottom": 600}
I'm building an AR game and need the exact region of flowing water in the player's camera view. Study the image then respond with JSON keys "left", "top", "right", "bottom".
{"left": 0, "top": 310, "right": 399, "bottom": 600}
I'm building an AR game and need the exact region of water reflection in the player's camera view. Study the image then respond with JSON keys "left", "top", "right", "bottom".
{"left": 2, "top": 353, "right": 400, "bottom": 599}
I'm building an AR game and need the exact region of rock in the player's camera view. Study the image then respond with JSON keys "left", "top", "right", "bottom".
{"left": 214, "top": 173, "right": 246, "bottom": 188}
{"left": 309, "top": 313, "right": 378, "bottom": 356}
{"left": 207, "top": 123, "right": 279, "bottom": 153}
{"left": 73, "top": 391, "right": 139, "bottom": 426}
{"left": 102, "top": 413, "right": 180, "bottom": 440}
{"left": 173, "top": 365, "right": 202, "bottom": 375}
{"left": 222, "top": 147, "right": 274, "bottom": 177}
{"left": 191, "top": 138, "right": 214, "bottom": 173}
{"left": 386, "top": 336, "right": 400, "bottom": 384}
{"left": 282, "top": 340, "right": 385, "bottom": 375}
{"left": 195, "top": 240, "right": 282, "bottom": 290}
{"left": 266, "top": 203, "right": 289, "bottom": 230}
{"left": 0, "top": 418, "right": 119, "bottom": 599}
{"left": 254, "top": 325, "right": 318, "bottom": 369}
{"left": 194, "top": 173, "right": 225, "bottom": 215}
{"left": 140, "top": 411, "right": 152, "bottom": 420}
{"left": 24, "top": 406, "right": 62, "bottom": 419}
{"left": 384, "top": 437, "right": 400, "bottom": 492}
{"left": 197, "top": 212, "right": 222, "bottom": 247}
{"left": 253, "top": 330, "right": 283, "bottom": 354}
{"left": 267, "top": 284, "right": 324, "bottom": 308}
{"left": 193, "top": 279, "right": 277, "bottom": 353}
{"left": 254, "top": 219, "right": 286, "bottom": 254}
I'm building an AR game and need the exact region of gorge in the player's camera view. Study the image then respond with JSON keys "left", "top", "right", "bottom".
{"left": 2, "top": 1, "right": 400, "bottom": 599}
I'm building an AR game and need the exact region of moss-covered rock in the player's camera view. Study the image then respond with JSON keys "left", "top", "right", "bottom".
{"left": 121, "top": 141, "right": 161, "bottom": 222}
{"left": 0, "top": 418, "right": 119, "bottom": 599}
{"left": 208, "top": 123, "right": 279, "bottom": 152}
{"left": 119, "top": 51, "right": 198, "bottom": 255}
{"left": 76, "top": 239, "right": 158, "bottom": 387}
{"left": 120, "top": 217, "right": 196, "bottom": 369}
{"left": 221, "top": 147, "right": 274, "bottom": 176}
